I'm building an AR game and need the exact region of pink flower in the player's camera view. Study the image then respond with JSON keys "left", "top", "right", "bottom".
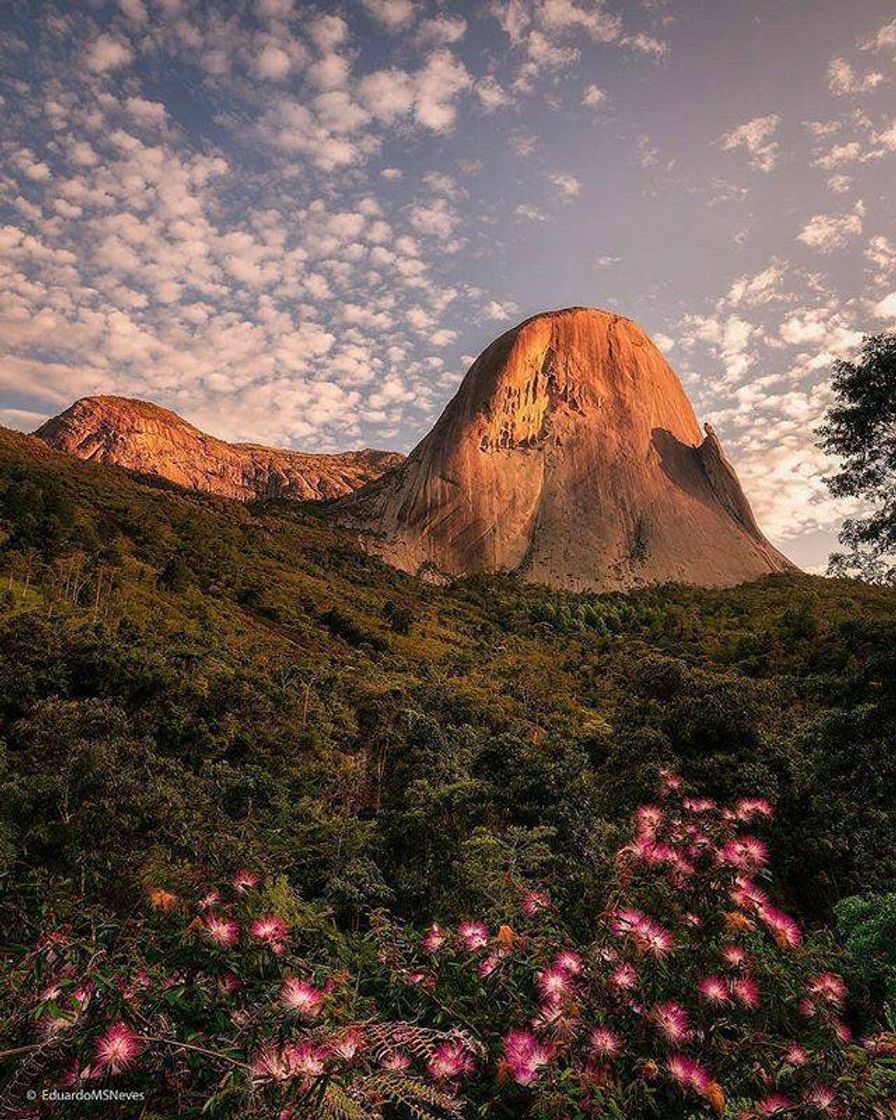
{"left": 381, "top": 1051, "right": 411, "bottom": 1071}
{"left": 203, "top": 914, "right": 240, "bottom": 947}
{"left": 251, "top": 1041, "right": 326, "bottom": 1082}
{"left": 537, "top": 965, "right": 571, "bottom": 1004}
{"left": 803, "top": 1085, "right": 836, "bottom": 1111}
{"left": 683, "top": 797, "right": 716, "bottom": 813}
{"left": 521, "top": 890, "right": 551, "bottom": 915}
{"left": 288, "top": 1042, "right": 328, "bottom": 1077}
{"left": 731, "top": 877, "right": 771, "bottom": 912}
{"left": 428, "top": 1041, "right": 475, "bottom": 1081}
{"left": 698, "top": 976, "right": 731, "bottom": 1006}
{"left": 610, "top": 962, "right": 639, "bottom": 991}
{"left": 502, "top": 1029, "right": 555, "bottom": 1085}
{"left": 329, "top": 1027, "right": 365, "bottom": 1061}
{"left": 250, "top": 915, "right": 288, "bottom": 946}
{"left": 735, "top": 797, "right": 774, "bottom": 822}
{"left": 611, "top": 909, "right": 674, "bottom": 957}
{"left": 658, "top": 769, "right": 683, "bottom": 795}
{"left": 732, "top": 976, "right": 760, "bottom": 1009}
{"left": 635, "top": 805, "right": 664, "bottom": 835}
{"left": 554, "top": 949, "right": 583, "bottom": 975}
{"left": 218, "top": 971, "right": 240, "bottom": 994}
{"left": 251, "top": 1044, "right": 292, "bottom": 1082}
{"left": 232, "top": 869, "right": 259, "bottom": 892}
{"left": 197, "top": 890, "right": 221, "bottom": 910}
{"left": 757, "top": 1094, "right": 793, "bottom": 1115}
{"left": 783, "top": 1044, "right": 809, "bottom": 1066}
{"left": 759, "top": 905, "right": 802, "bottom": 949}
{"left": 652, "top": 1002, "right": 691, "bottom": 1045}
{"left": 832, "top": 1018, "right": 851, "bottom": 1043}
{"left": 280, "top": 977, "right": 324, "bottom": 1018}
{"left": 720, "top": 835, "right": 769, "bottom": 873}
{"left": 806, "top": 972, "right": 847, "bottom": 1008}
{"left": 666, "top": 1054, "right": 710, "bottom": 1095}
{"left": 721, "top": 944, "right": 749, "bottom": 968}
{"left": 94, "top": 1023, "right": 143, "bottom": 1074}
{"left": 406, "top": 969, "right": 436, "bottom": 988}
{"left": 479, "top": 953, "right": 504, "bottom": 978}
{"left": 589, "top": 1026, "right": 621, "bottom": 1058}
{"left": 422, "top": 924, "right": 447, "bottom": 953}
{"left": 458, "top": 921, "right": 489, "bottom": 952}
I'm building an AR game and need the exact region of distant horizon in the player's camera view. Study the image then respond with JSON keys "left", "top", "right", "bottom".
{"left": 2, "top": 0, "right": 896, "bottom": 574}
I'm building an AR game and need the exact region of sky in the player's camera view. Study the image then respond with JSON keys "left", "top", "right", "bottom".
{"left": 1, "top": 1, "right": 896, "bottom": 572}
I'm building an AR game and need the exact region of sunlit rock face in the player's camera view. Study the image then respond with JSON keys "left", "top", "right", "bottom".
{"left": 338, "top": 307, "right": 793, "bottom": 591}
{"left": 36, "top": 396, "right": 404, "bottom": 502}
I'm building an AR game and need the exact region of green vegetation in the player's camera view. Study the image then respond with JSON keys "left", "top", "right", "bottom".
{"left": 819, "top": 331, "right": 896, "bottom": 582}
{"left": 1, "top": 424, "right": 895, "bottom": 1034}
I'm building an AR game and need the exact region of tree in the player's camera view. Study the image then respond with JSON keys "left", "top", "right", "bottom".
{"left": 818, "top": 333, "right": 896, "bottom": 582}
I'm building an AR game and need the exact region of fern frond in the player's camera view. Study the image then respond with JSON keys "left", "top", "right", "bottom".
{"left": 360, "top": 1071, "right": 465, "bottom": 1120}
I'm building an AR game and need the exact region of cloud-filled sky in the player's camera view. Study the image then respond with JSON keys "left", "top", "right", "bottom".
{"left": 1, "top": 0, "right": 896, "bottom": 571}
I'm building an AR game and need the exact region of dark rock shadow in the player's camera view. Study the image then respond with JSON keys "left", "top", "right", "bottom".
{"left": 651, "top": 427, "right": 716, "bottom": 512}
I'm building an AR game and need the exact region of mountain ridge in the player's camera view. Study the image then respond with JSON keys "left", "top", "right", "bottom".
{"left": 35, "top": 395, "right": 404, "bottom": 502}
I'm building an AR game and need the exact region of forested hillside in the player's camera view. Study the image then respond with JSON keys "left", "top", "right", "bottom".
{"left": 1, "top": 426, "right": 895, "bottom": 1116}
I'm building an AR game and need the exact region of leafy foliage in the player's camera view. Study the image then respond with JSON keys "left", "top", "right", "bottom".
{"left": 818, "top": 333, "right": 896, "bottom": 582}
{"left": 2, "top": 779, "right": 894, "bottom": 1118}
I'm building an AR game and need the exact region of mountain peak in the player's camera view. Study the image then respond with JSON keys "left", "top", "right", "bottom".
{"left": 35, "top": 395, "right": 403, "bottom": 502}
{"left": 338, "top": 307, "right": 793, "bottom": 590}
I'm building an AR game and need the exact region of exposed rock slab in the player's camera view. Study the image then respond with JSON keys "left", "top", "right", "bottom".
{"left": 337, "top": 307, "right": 794, "bottom": 591}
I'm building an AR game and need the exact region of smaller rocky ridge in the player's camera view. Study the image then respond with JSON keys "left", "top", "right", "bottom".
{"left": 35, "top": 396, "right": 404, "bottom": 502}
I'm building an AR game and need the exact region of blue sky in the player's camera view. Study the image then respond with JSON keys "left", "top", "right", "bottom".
{"left": 1, "top": 0, "right": 895, "bottom": 571}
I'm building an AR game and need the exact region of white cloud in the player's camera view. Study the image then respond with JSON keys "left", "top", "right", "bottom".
{"left": 308, "top": 53, "right": 350, "bottom": 90}
{"left": 359, "top": 51, "right": 471, "bottom": 133}
{"left": 622, "top": 32, "right": 668, "bottom": 57}
{"left": 582, "top": 84, "right": 607, "bottom": 107}
{"left": 873, "top": 291, "right": 896, "bottom": 319}
{"left": 797, "top": 204, "right": 864, "bottom": 253}
{"left": 125, "top": 96, "right": 168, "bottom": 127}
{"left": 720, "top": 115, "right": 780, "bottom": 173}
{"left": 482, "top": 298, "right": 519, "bottom": 321}
{"left": 308, "top": 15, "right": 348, "bottom": 51}
{"left": 550, "top": 171, "right": 582, "bottom": 197}
{"left": 361, "top": 0, "right": 416, "bottom": 31}
{"left": 826, "top": 58, "right": 884, "bottom": 96}
{"left": 118, "top": 0, "right": 148, "bottom": 26}
{"left": 409, "top": 198, "right": 459, "bottom": 238}
{"left": 727, "top": 264, "right": 786, "bottom": 307}
{"left": 635, "top": 135, "right": 658, "bottom": 167}
{"left": 537, "top": 0, "right": 621, "bottom": 42}
{"left": 411, "top": 50, "right": 472, "bottom": 131}
{"left": 862, "top": 18, "right": 896, "bottom": 52}
{"left": 86, "top": 33, "right": 133, "bottom": 73}
{"left": 516, "top": 204, "right": 546, "bottom": 221}
{"left": 414, "top": 15, "right": 466, "bottom": 46}
{"left": 476, "top": 76, "right": 510, "bottom": 112}
{"left": 826, "top": 173, "right": 852, "bottom": 194}
{"left": 866, "top": 235, "right": 896, "bottom": 283}
{"left": 813, "top": 141, "right": 862, "bottom": 169}
{"left": 509, "top": 131, "right": 538, "bottom": 156}
{"left": 255, "top": 45, "right": 292, "bottom": 80}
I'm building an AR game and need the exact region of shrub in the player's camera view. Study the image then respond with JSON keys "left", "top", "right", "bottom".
{"left": 2, "top": 774, "right": 894, "bottom": 1118}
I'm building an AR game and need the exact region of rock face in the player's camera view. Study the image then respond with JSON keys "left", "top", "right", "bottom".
{"left": 338, "top": 307, "right": 793, "bottom": 591}
{"left": 35, "top": 396, "right": 404, "bottom": 502}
